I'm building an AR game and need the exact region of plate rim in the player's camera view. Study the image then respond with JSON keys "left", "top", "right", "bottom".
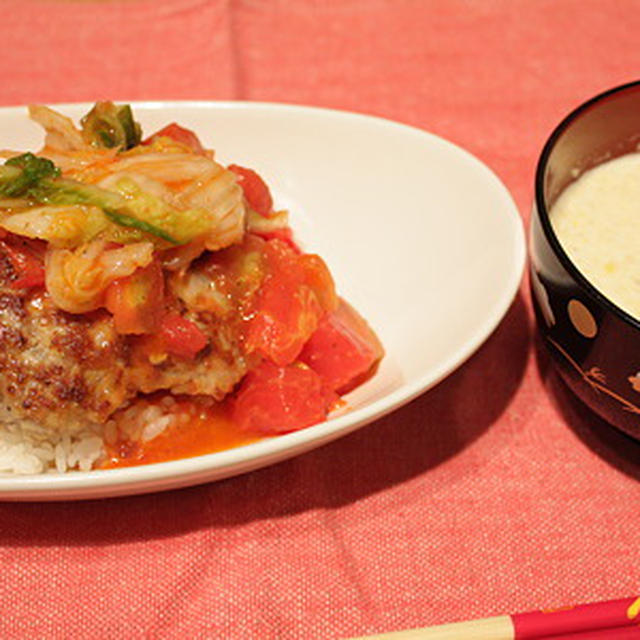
{"left": 0, "top": 100, "right": 526, "bottom": 499}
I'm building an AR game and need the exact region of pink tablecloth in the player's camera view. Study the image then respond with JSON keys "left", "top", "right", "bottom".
{"left": 1, "top": 1, "right": 640, "bottom": 638}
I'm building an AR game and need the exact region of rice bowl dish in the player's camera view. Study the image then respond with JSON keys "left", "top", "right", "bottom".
{"left": 0, "top": 102, "right": 383, "bottom": 474}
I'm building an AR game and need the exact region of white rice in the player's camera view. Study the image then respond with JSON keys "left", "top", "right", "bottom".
{"left": 118, "top": 401, "right": 180, "bottom": 443}
{"left": 0, "top": 419, "right": 105, "bottom": 475}
{"left": 0, "top": 397, "right": 201, "bottom": 475}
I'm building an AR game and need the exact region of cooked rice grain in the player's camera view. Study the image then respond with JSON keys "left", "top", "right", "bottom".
{"left": 0, "top": 420, "right": 104, "bottom": 474}
{"left": 0, "top": 399, "right": 191, "bottom": 475}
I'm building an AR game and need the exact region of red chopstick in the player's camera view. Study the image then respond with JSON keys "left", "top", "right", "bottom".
{"left": 352, "top": 595, "right": 640, "bottom": 639}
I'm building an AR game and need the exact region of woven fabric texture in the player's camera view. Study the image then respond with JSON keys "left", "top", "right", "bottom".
{"left": 1, "top": 1, "right": 639, "bottom": 638}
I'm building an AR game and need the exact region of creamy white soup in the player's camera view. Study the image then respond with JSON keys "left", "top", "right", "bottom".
{"left": 551, "top": 152, "right": 640, "bottom": 319}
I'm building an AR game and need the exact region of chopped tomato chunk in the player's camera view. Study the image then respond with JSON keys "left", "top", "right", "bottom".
{"left": 244, "top": 239, "right": 337, "bottom": 366}
{"left": 250, "top": 227, "right": 301, "bottom": 253}
{"left": 300, "top": 253, "right": 339, "bottom": 312}
{"left": 0, "top": 238, "right": 45, "bottom": 289}
{"left": 228, "top": 164, "right": 274, "bottom": 217}
{"left": 232, "top": 361, "right": 337, "bottom": 434}
{"left": 105, "top": 259, "right": 164, "bottom": 334}
{"left": 159, "top": 312, "right": 208, "bottom": 359}
{"left": 299, "top": 298, "right": 384, "bottom": 394}
{"left": 143, "top": 123, "right": 205, "bottom": 154}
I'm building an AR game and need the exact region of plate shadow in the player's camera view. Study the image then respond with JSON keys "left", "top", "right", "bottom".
{"left": 0, "top": 292, "right": 531, "bottom": 546}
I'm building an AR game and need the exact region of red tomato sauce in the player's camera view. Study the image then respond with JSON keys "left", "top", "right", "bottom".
{"left": 101, "top": 396, "right": 261, "bottom": 468}
{"left": 96, "top": 164, "right": 382, "bottom": 468}
{"left": 101, "top": 390, "right": 350, "bottom": 469}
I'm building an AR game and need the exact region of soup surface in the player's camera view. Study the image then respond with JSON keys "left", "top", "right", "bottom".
{"left": 551, "top": 152, "right": 640, "bottom": 319}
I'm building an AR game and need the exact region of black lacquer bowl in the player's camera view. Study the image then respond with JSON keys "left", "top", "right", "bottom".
{"left": 531, "top": 80, "right": 640, "bottom": 440}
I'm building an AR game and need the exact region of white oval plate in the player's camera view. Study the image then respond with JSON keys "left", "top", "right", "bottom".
{"left": 0, "top": 101, "right": 525, "bottom": 500}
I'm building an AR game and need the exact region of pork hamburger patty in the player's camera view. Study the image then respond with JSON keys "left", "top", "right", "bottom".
{"left": 0, "top": 246, "right": 249, "bottom": 432}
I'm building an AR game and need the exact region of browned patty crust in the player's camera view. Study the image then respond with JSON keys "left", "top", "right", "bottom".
{"left": 0, "top": 246, "right": 250, "bottom": 432}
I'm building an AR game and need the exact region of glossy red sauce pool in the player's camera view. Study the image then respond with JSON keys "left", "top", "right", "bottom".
{"left": 101, "top": 397, "right": 262, "bottom": 468}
